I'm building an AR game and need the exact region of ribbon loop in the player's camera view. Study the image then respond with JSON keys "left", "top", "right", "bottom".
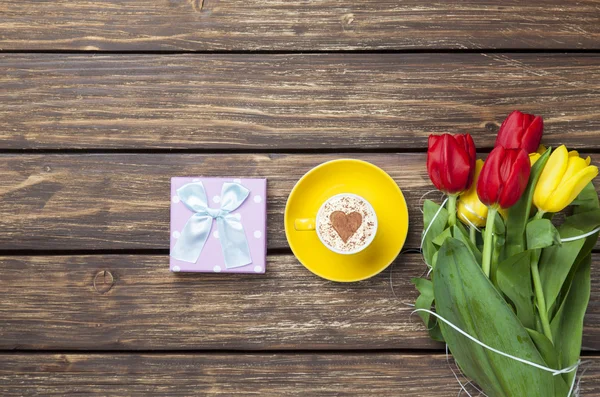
{"left": 177, "top": 182, "right": 210, "bottom": 213}
{"left": 171, "top": 181, "right": 252, "bottom": 268}
{"left": 220, "top": 182, "right": 250, "bottom": 212}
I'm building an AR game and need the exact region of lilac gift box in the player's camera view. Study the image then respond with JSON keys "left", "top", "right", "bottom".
{"left": 170, "top": 177, "right": 267, "bottom": 274}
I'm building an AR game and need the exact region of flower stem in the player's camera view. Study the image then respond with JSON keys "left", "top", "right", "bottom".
{"left": 535, "top": 210, "right": 545, "bottom": 221}
{"left": 531, "top": 249, "right": 553, "bottom": 343}
{"left": 482, "top": 207, "right": 498, "bottom": 278}
{"left": 447, "top": 195, "right": 457, "bottom": 227}
{"left": 469, "top": 225, "right": 477, "bottom": 246}
{"left": 530, "top": 209, "right": 552, "bottom": 342}
{"left": 492, "top": 233, "right": 501, "bottom": 284}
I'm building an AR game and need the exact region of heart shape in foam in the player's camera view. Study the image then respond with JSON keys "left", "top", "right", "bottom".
{"left": 330, "top": 211, "right": 363, "bottom": 243}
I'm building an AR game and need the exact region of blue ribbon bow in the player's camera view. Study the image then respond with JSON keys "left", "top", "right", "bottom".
{"left": 170, "top": 181, "right": 252, "bottom": 268}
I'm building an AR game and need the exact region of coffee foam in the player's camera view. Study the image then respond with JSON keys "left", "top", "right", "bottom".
{"left": 317, "top": 195, "right": 376, "bottom": 252}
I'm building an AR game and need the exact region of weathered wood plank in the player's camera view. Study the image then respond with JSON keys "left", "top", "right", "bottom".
{"left": 1, "top": 1, "right": 600, "bottom": 51}
{"left": 0, "top": 254, "right": 436, "bottom": 350}
{"left": 0, "top": 253, "right": 599, "bottom": 350}
{"left": 1, "top": 54, "right": 600, "bottom": 150}
{"left": 0, "top": 153, "right": 598, "bottom": 251}
{"left": 1, "top": 353, "right": 599, "bottom": 396}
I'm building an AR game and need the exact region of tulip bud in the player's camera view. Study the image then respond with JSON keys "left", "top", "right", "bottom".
{"left": 458, "top": 159, "right": 488, "bottom": 228}
{"left": 427, "top": 133, "right": 476, "bottom": 195}
{"left": 495, "top": 110, "right": 543, "bottom": 154}
{"left": 533, "top": 145, "right": 599, "bottom": 213}
{"left": 477, "top": 146, "right": 531, "bottom": 209}
{"left": 536, "top": 145, "right": 547, "bottom": 155}
{"left": 529, "top": 152, "right": 541, "bottom": 166}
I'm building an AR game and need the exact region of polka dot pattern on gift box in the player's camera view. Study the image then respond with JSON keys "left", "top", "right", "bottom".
{"left": 170, "top": 176, "right": 266, "bottom": 275}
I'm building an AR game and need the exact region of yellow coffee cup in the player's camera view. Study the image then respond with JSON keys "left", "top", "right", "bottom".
{"left": 294, "top": 193, "right": 378, "bottom": 255}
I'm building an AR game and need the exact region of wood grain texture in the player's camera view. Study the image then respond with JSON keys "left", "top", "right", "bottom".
{"left": 1, "top": 353, "right": 599, "bottom": 396}
{"left": 2, "top": 54, "right": 600, "bottom": 150}
{"left": 2, "top": 1, "right": 600, "bottom": 51}
{"left": 0, "top": 253, "right": 438, "bottom": 350}
{"left": 0, "top": 153, "right": 598, "bottom": 251}
{"left": 0, "top": 253, "right": 599, "bottom": 350}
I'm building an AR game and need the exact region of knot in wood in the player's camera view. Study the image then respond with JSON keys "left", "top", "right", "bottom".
{"left": 93, "top": 270, "right": 114, "bottom": 294}
{"left": 485, "top": 122, "right": 499, "bottom": 133}
{"left": 188, "top": 0, "right": 203, "bottom": 11}
{"left": 341, "top": 13, "right": 355, "bottom": 29}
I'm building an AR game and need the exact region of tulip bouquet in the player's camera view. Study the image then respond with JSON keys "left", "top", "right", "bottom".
{"left": 413, "top": 111, "right": 600, "bottom": 396}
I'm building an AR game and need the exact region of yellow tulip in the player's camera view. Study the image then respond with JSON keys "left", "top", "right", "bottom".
{"left": 529, "top": 152, "right": 541, "bottom": 166}
{"left": 530, "top": 145, "right": 549, "bottom": 166}
{"left": 536, "top": 144, "right": 547, "bottom": 155}
{"left": 458, "top": 159, "right": 488, "bottom": 228}
{"left": 533, "top": 145, "right": 598, "bottom": 213}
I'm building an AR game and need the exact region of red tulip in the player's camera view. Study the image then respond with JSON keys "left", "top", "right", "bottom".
{"left": 477, "top": 146, "right": 531, "bottom": 209}
{"left": 427, "top": 133, "right": 476, "bottom": 195}
{"left": 495, "top": 110, "right": 543, "bottom": 153}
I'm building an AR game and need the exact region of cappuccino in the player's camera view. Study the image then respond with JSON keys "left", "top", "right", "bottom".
{"left": 316, "top": 194, "right": 377, "bottom": 254}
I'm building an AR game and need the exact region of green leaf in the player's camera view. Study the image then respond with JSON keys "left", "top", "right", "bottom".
{"left": 493, "top": 211, "right": 506, "bottom": 235}
{"left": 491, "top": 234, "right": 506, "bottom": 286}
{"left": 551, "top": 255, "right": 591, "bottom": 386}
{"left": 551, "top": 224, "right": 598, "bottom": 320}
{"left": 427, "top": 318, "right": 444, "bottom": 341}
{"left": 572, "top": 182, "right": 599, "bottom": 213}
{"left": 412, "top": 277, "right": 434, "bottom": 325}
{"left": 505, "top": 148, "right": 551, "bottom": 258}
{"left": 454, "top": 220, "right": 469, "bottom": 237}
{"left": 431, "top": 251, "right": 439, "bottom": 268}
{"left": 496, "top": 251, "right": 535, "bottom": 329}
{"left": 526, "top": 328, "right": 558, "bottom": 369}
{"left": 452, "top": 224, "right": 482, "bottom": 264}
{"left": 540, "top": 209, "right": 600, "bottom": 312}
{"left": 495, "top": 234, "right": 506, "bottom": 247}
{"left": 432, "top": 227, "right": 452, "bottom": 247}
{"left": 411, "top": 277, "right": 444, "bottom": 342}
{"left": 434, "top": 238, "right": 555, "bottom": 397}
{"left": 422, "top": 199, "right": 449, "bottom": 269}
{"left": 526, "top": 329, "right": 568, "bottom": 396}
{"left": 563, "top": 208, "right": 600, "bottom": 232}
{"left": 526, "top": 218, "right": 561, "bottom": 250}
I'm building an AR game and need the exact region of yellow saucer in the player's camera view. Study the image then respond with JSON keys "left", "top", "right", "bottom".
{"left": 284, "top": 159, "right": 409, "bottom": 282}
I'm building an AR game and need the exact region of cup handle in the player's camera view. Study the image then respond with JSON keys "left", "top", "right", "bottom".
{"left": 294, "top": 218, "right": 316, "bottom": 231}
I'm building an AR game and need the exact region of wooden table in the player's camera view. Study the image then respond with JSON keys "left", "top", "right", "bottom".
{"left": 1, "top": 1, "right": 600, "bottom": 395}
